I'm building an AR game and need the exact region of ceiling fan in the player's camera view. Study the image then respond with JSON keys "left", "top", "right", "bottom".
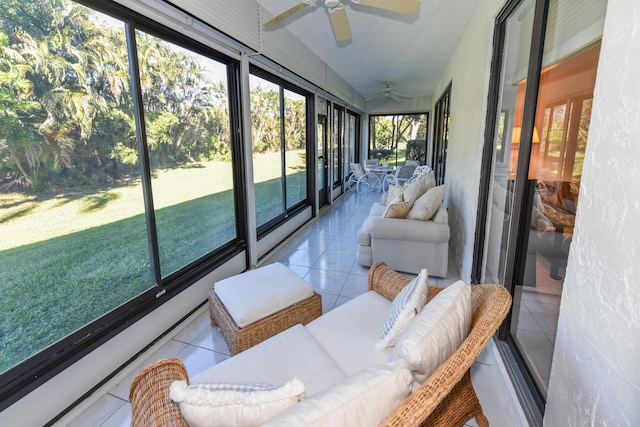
{"left": 366, "top": 82, "right": 413, "bottom": 102}
{"left": 262, "top": 0, "right": 421, "bottom": 42}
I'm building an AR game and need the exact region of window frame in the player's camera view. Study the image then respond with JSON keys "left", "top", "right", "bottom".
{"left": 248, "top": 66, "right": 314, "bottom": 239}
{"left": 432, "top": 86, "right": 451, "bottom": 186}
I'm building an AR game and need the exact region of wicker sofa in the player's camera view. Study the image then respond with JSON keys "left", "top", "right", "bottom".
{"left": 130, "top": 262, "right": 511, "bottom": 426}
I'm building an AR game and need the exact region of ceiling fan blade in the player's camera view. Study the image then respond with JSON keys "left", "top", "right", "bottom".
{"left": 328, "top": 5, "right": 352, "bottom": 41}
{"left": 365, "top": 93, "right": 384, "bottom": 102}
{"left": 355, "top": 0, "right": 421, "bottom": 15}
{"left": 394, "top": 92, "right": 413, "bottom": 98}
{"left": 263, "top": 2, "right": 314, "bottom": 29}
{"left": 389, "top": 93, "right": 403, "bottom": 102}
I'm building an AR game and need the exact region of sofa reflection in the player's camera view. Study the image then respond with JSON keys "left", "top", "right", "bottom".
{"left": 525, "top": 180, "right": 578, "bottom": 284}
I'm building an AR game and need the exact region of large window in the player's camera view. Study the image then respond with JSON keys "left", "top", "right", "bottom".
{"left": 0, "top": 0, "right": 242, "bottom": 408}
{"left": 368, "top": 114, "right": 428, "bottom": 166}
{"left": 343, "top": 111, "right": 360, "bottom": 185}
{"left": 136, "top": 30, "right": 237, "bottom": 278}
{"left": 432, "top": 88, "right": 451, "bottom": 185}
{"left": 249, "top": 71, "right": 309, "bottom": 231}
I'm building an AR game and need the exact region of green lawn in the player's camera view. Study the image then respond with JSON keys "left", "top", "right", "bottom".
{"left": 0, "top": 151, "right": 306, "bottom": 372}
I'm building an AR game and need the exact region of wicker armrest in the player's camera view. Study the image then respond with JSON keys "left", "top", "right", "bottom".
{"left": 368, "top": 261, "right": 412, "bottom": 300}
{"left": 129, "top": 358, "right": 190, "bottom": 427}
{"left": 379, "top": 284, "right": 512, "bottom": 427}
{"left": 368, "top": 261, "right": 443, "bottom": 302}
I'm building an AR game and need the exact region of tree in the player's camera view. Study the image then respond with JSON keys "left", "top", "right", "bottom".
{"left": 0, "top": 0, "right": 134, "bottom": 189}
{"left": 0, "top": 0, "right": 234, "bottom": 191}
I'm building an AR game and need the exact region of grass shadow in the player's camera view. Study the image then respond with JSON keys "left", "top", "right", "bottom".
{"left": 80, "top": 191, "right": 121, "bottom": 213}
{"left": 0, "top": 204, "right": 37, "bottom": 224}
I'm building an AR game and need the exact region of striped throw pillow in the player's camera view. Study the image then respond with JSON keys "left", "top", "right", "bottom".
{"left": 170, "top": 378, "right": 305, "bottom": 427}
{"left": 376, "top": 269, "right": 428, "bottom": 350}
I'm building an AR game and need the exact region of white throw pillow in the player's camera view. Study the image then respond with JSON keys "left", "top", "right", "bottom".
{"left": 387, "top": 185, "right": 405, "bottom": 204}
{"left": 169, "top": 379, "right": 305, "bottom": 427}
{"left": 391, "top": 280, "right": 472, "bottom": 385}
{"left": 376, "top": 269, "right": 428, "bottom": 350}
{"left": 402, "top": 177, "right": 425, "bottom": 203}
{"left": 262, "top": 360, "right": 413, "bottom": 427}
{"left": 406, "top": 184, "right": 447, "bottom": 221}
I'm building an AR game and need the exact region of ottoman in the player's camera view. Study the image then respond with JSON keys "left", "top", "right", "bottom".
{"left": 209, "top": 262, "right": 322, "bottom": 355}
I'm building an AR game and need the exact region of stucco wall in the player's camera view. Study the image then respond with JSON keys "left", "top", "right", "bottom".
{"left": 543, "top": 0, "right": 640, "bottom": 424}
{"left": 431, "top": 0, "right": 506, "bottom": 281}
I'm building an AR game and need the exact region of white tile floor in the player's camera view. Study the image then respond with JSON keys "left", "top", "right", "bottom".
{"left": 63, "top": 188, "right": 517, "bottom": 427}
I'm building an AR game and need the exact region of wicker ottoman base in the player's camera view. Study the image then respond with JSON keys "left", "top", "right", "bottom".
{"left": 208, "top": 278, "right": 322, "bottom": 355}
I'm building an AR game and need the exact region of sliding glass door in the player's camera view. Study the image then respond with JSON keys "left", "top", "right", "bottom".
{"left": 478, "top": 0, "right": 607, "bottom": 418}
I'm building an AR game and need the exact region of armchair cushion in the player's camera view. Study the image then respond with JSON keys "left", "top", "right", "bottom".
{"left": 369, "top": 216, "right": 450, "bottom": 243}
{"left": 305, "top": 291, "right": 393, "bottom": 376}
{"left": 169, "top": 378, "right": 305, "bottom": 427}
{"left": 406, "top": 184, "right": 447, "bottom": 221}
{"left": 192, "top": 324, "right": 346, "bottom": 397}
{"left": 392, "top": 280, "right": 472, "bottom": 385}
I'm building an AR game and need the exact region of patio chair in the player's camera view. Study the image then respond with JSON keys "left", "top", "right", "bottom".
{"left": 348, "top": 162, "right": 381, "bottom": 193}
{"left": 364, "top": 159, "right": 380, "bottom": 172}
{"left": 382, "top": 164, "right": 417, "bottom": 191}
{"left": 405, "top": 165, "right": 433, "bottom": 186}
{"left": 405, "top": 160, "right": 420, "bottom": 167}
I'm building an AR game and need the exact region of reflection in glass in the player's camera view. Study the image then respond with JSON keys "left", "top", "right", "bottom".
{"left": 489, "top": 0, "right": 607, "bottom": 398}
{"left": 484, "top": 0, "right": 535, "bottom": 286}
{"left": 518, "top": 40, "right": 601, "bottom": 396}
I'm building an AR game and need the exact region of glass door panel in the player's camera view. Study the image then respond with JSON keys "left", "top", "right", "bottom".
{"left": 485, "top": 0, "right": 536, "bottom": 286}
{"left": 332, "top": 106, "right": 343, "bottom": 190}
{"left": 480, "top": 0, "right": 607, "bottom": 411}
{"left": 317, "top": 115, "right": 328, "bottom": 207}
{"left": 515, "top": 42, "right": 601, "bottom": 397}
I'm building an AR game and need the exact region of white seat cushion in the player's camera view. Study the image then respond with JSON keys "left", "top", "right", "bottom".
{"left": 214, "top": 262, "right": 314, "bottom": 327}
{"left": 306, "top": 291, "right": 393, "bottom": 376}
{"left": 192, "top": 324, "right": 346, "bottom": 397}
{"left": 357, "top": 217, "right": 372, "bottom": 245}
{"left": 368, "top": 202, "right": 386, "bottom": 217}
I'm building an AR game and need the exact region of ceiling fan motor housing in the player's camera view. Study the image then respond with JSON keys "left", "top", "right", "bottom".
{"left": 324, "top": 0, "right": 341, "bottom": 9}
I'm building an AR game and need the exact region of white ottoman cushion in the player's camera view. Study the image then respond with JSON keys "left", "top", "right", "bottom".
{"left": 215, "top": 263, "right": 314, "bottom": 328}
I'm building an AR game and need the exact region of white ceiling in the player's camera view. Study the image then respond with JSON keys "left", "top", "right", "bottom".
{"left": 256, "top": 0, "right": 482, "bottom": 104}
